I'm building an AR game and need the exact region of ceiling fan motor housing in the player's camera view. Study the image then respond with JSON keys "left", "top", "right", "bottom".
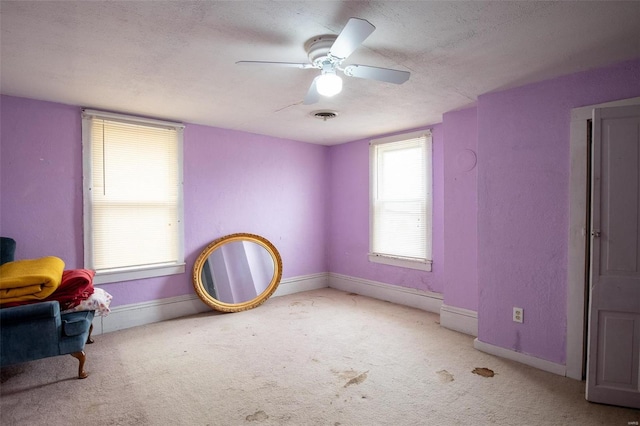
{"left": 305, "top": 35, "right": 339, "bottom": 67}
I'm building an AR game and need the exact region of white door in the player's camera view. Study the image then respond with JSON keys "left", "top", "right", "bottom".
{"left": 586, "top": 105, "right": 640, "bottom": 408}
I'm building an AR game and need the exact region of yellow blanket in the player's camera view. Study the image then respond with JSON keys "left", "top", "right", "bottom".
{"left": 0, "top": 256, "right": 65, "bottom": 304}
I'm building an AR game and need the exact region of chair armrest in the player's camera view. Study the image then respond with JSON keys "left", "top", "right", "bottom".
{"left": 61, "top": 311, "right": 95, "bottom": 337}
{"left": 0, "top": 301, "right": 60, "bottom": 324}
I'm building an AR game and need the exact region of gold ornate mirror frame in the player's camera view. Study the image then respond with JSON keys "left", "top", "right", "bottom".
{"left": 192, "top": 233, "right": 283, "bottom": 313}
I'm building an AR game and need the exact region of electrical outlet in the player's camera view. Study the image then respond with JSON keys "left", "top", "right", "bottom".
{"left": 513, "top": 307, "right": 523, "bottom": 323}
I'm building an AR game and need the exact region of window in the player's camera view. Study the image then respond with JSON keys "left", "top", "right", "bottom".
{"left": 369, "top": 130, "right": 432, "bottom": 271}
{"left": 82, "top": 109, "right": 185, "bottom": 284}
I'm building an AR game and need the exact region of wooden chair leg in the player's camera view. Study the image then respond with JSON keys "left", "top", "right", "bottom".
{"left": 70, "top": 351, "right": 88, "bottom": 379}
{"left": 86, "top": 323, "right": 94, "bottom": 344}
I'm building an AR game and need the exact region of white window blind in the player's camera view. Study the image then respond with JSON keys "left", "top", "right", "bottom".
{"left": 370, "top": 130, "right": 432, "bottom": 271}
{"left": 82, "top": 110, "right": 185, "bottom": 283}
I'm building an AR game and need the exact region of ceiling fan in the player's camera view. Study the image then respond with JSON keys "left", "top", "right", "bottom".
{"left": 236, "top": 17, "right": 410, "bottom": 105}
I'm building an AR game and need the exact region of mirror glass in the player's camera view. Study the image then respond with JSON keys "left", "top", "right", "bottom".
{"left": 192, "top": 233, "right": 282, "bottom": 312}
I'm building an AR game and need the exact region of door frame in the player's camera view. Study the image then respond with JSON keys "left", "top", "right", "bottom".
{"left": 567, "top": 96, "right": 640, "bottom": 380}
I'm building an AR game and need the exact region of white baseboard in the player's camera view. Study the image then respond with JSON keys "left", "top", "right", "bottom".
{"left": 440, "top": 304, "right": 478, "bottom": 336}
{"left": 92, "top": 273, "right": 329, "bottom": 335}
{"left": 93, "top": 272, "right": 445, "bottom": 334}
{"left": 473, "top": 338, "right": 567, "bottom": 377}
{"left": 328, "top": 272, "right": 443, "bottom": 314}
{"left": 92, "top": 293, "right": 211, "bottom": 335}
{"left": 273, "top": 272, "right": 329, "bottom": 297}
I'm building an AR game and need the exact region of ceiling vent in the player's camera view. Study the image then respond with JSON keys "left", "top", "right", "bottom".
{"left": 311, "top": 110, "right": 338, "bottom": 121}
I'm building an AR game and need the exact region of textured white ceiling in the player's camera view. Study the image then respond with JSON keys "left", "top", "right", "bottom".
{"left": 1, "top": 1, "right": 639, "bottom": 145}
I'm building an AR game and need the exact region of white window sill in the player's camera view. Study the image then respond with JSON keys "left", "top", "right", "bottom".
{"left": 368, "top": 254, "right": 432, "bottom": 271}
{"left": 93, "top": 263, "right": 186, "bottom": 285}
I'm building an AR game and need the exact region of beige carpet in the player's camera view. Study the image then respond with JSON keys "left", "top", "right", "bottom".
{"left": 1, "top": 288, "right": 638, "bottom": 425}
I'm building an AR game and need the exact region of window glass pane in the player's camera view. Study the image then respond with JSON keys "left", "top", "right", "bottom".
{"left": 373, "top": 201, "right": 426, "bottom": 258}
{"left": 92, "top": 203, "right": 179, "bottom": 269}
{"left": 378, "top": 144, "right": 424, "bottom": 200}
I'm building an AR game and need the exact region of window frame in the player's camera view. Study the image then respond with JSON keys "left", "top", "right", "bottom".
{"left": 82, "top": 109, "right": 185, "bottom": 284}
{"left": 368, "top": 129, "right": 433, "bottom": 272}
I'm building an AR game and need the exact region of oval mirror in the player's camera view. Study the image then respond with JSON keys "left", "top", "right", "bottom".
{"left": 192, "top": 233, "right": 283, "bottom": 312}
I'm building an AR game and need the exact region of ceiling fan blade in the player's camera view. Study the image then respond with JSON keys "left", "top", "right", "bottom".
{"left": 303, "top": 77, "right": 320, "bottom": 105}
{"left": 329, "top": 18, "right": 375, "bottom": 60}
{"left": 236, "top": 61, "right": 315, "bottom": 69}
{"left": 343, "top": 64, "right": 410, "bottom": 84}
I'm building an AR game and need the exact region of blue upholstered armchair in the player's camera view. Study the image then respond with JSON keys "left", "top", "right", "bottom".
{"left": 0, "top": 302, "right": 95, "bottom": 378}
{"left": 0, "top": 237, "right": 96, "bottom": 379}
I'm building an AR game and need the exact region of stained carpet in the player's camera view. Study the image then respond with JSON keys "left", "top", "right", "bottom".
{"left": 1, "top": 288, "right": 638, "bottom": 425}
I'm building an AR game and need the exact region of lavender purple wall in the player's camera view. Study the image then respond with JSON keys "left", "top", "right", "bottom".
{"left": 184, "top": 124, "right": 328, "bottom": 279}
{"left": 327, "top": 125, "right": 444, "bottom": 293}
{"left": 0, "top": 97, "right": 83, "bottom": 264}
{"left": 0, "top": 96, "right": 328, "bottom": 307}
{"left": 477, "top": 58, "right": 640, "bottom": 364}
{"left": 443, "top": 107, "right": 478, "bottom": 311}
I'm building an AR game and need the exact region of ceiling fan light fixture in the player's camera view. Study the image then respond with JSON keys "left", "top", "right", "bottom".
{"left": 316, "top": 72, "right": 343, "bottom": 97}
